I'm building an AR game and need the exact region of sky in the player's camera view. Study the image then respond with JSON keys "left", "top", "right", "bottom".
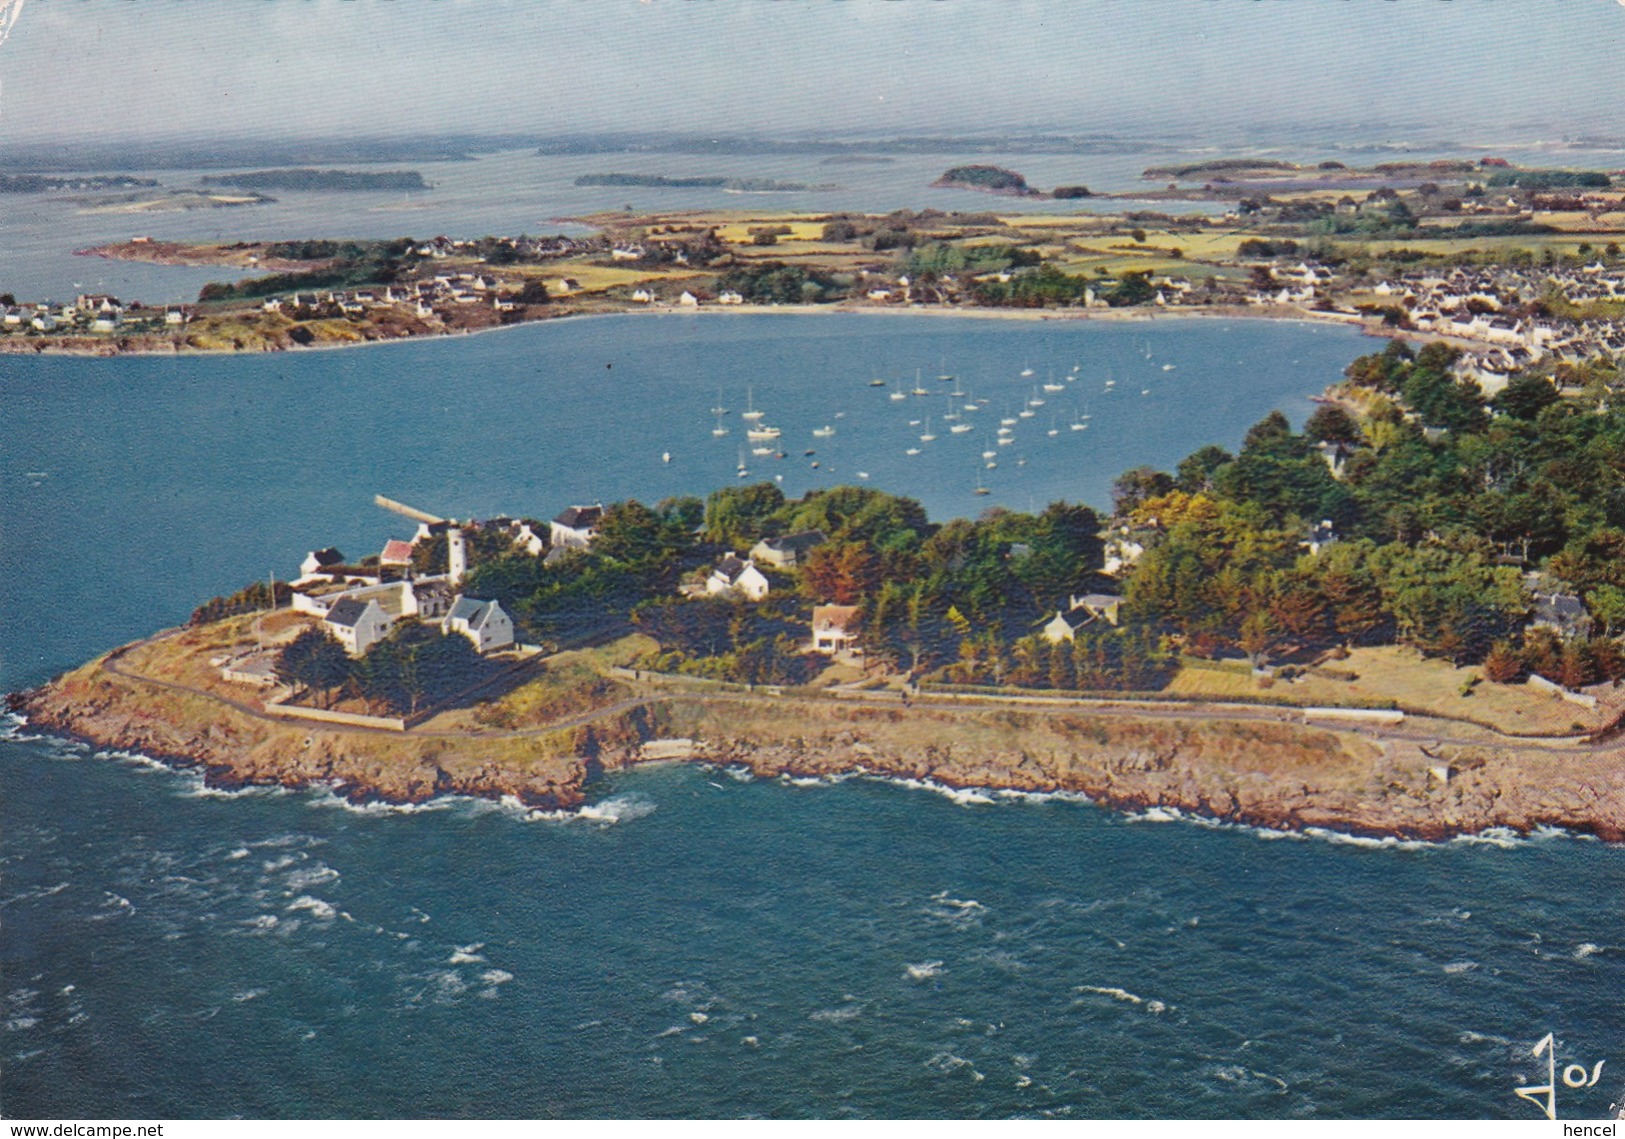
{"left": 1, "top": 0, "right": 1623, "bottom": 143}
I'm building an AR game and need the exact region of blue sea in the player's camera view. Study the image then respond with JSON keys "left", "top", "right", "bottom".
{"left": 3, "top": 314, "right": 1623, "bottom": 1119}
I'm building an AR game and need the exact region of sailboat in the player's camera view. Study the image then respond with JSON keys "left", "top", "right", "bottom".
{"left": 1042, "top": 371, "right": 1065, "bottom": 393}
{"left": 747, "top": 423, "right": 782, "bottom": 441}
{"left": 919, "top": 416, "right": 936, "bottom": 443}
{"left": 1019, "top": 362, "right": 1034, "bottom": 378}
{"left": 812, "top": 424, "right": 835, "bottom": 438}
{"left": 974, "top": 456, "right": 991, "bottom": 495}
{"left": 868, "top": 377, "right": 887, "bottom": 387}
{"left": 889, "top": 377, "right": 908, "bottom": 402}
{"left": 937, "top": 354, "right": 955, "bottom": 383}
{"left": 742, "top": 387, "right": 764, "bottom": 422}
{"left": 736, "top": 447, "right": 749, "bottom": 477}
{"left": 911, "top": 368, "right": 930, "bottom": 397}
{"left": 712, "top": 412, "right": 729, "bottom": 437}
{"left": 710, "top": 386, "right": 729, "bottom": 416}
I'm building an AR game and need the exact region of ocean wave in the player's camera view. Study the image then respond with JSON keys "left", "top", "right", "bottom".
{"left": 449, "top": 943, "right": 487, "bottom": 964}
{"left": 994, "top": 788, "right": 1094, "bottom": 806}
{"left": 232, "top": 988, "right": 268, "bottom": 1003}
{"left": 906, "top": 960, "right": 945, "bottom": 980}
{"left": 924, "top": 1052, "right": 985, "bottom": 1081}
{"left": 480, "top": 969, "right": 513, "bottom": 986}
{"left": 303, "top": 786, "right": 456, "bottom": 815}
{"left": 284, "top": 865, "right": 339, "bottom": 891}
{"left": 881, "top": 777, "right": 997, "bottom": 806}
{"left": 575, "top": 794, "right": 657, "bottom": 825}
{"left": 1442, "top": 960, "right": 1479, "bottom": 974}
{"left": 1075, "top": 984, "right": 1170, "bottom": 1013}
{"left": 286, "top": 895, "right": 336, "bottom": 920}
{"left": 810, "top": 1002, "right": 863, "bottom": 1023}
{"left": 0, "top": 881, "right": 72, "bottom": 910}
{"left": 1302, "top": 827, "right": 1429, "bottom": 851}
{"left": 1576, "top": 942, "right": 1606, "bottom": 959}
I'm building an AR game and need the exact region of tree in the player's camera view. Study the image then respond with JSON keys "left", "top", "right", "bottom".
{"left": 705, "top": 482, "right": 785, "bottom": 547}
{"left": 1176, "top": 445, "right": 1233, "bottom": 494}
{"left": 1112, "top": 466, "right": 1175, "bottom": 517}
{"left": 1482, "top": 640, "right": 1525, "bottom": 684}
{"left": 274, "top": 626, "right": 351, "bottom": 708}
{"left": 1304, "top": 404, "right": 1362, "bottom": 448}
{"left": 1493, "top": 373, "right": 1560, "bottom": 421}
{"left": 800, "top": 541, "right": 877, "bottom": 604}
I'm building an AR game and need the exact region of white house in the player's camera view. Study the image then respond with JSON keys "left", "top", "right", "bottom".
{"left": 750, "top": 530, "right": 826, "bottom": 569}
{"left": 810, "top": 604, "right": 862, "bottom": 655}
{"left": 630, "top": 288, "right": 655, "bottom": 304}
{"left": 717, "top": 290, "right": 745, "bottom": 306}
{"left": 550, "top": 504, "right": 603, "bottom": 549}
{"left": 300, "top": 547, "right": 346, "bottom": 579}
{"left": 442, "top": 597, "right": 515, "bottom": 653}
{"left": 678, "top": 291, "right": 700, "bottom": 307}
{"left": 706, "top": 555, "right": 770, "bottom": 601}
{"left": 324, "top": 596, "right": 393, "bottom": 656}
{"left": 1042, "top": 610, "right": 1083, "bottom": 644}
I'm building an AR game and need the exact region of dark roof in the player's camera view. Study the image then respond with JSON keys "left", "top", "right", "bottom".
{"left": 763, "top": 530, "right": 825, "bottom": 554}
{"left": 309, "top": 547, "right": 344, "bottom": 566}
{"left": 325, "top": 597, "right": 372, "bottom": 628}
{"left": 715, "top": 555, "right": 748, "bottom": 580}
{"left": 554, "top": 505, "right": 603, "bottom": 529}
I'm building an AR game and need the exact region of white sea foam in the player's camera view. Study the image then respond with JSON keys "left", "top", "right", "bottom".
{"left": 994, "top": 788, "right": 1094, "bottom": 806}
{"left": 1576, "top": 942, "right": 1606, "bottom": 959}
{"left": 784, "top": 776, "right": 828, "bottom": 788}
{"left": 906, "top": 960, "right": 945, "bottom": 980}
{"left": 884, "top": 777, "right": 996, "bottom": 806}
{"left": 449, "top": 943, "right": 487, "bottom": 964}
{"left": 286, "top": 896, "right": 336, "bottom": 920}
{"left": 284, "top": 865, "right": 339, "bottom": 891}
{"left": 304, "top": 786, "right": 455, "bottom": 815}
{"left": 226, "top": 848, "right": 249, "bottom": 860}
{"left": 232, "top": 989, "right": 267, "bottom": 1003}
{"left": 262, "top": 854, "right": 299, "bottom": 873}
{"left": 5, "top": 1016, "right": 39, "bottom": 1032}
{"left": 689, "top": 1011, "right": 709, "bottom": 1025}
{"left": 575, "top": 795, "right": 657, "bottom": 825}
{"left": 245, "top": 914, "right": 279, "bottom": 930}
{"left": 480, "top": 969, "right": 513, "bottom": 986}
{"left": 810, "top": 1003, "right": 863, "bottom": 1023}
{"left": 656, "top": 1025, "right": 684, "bottom": 1038}
{"left": 1442, "top": 960, "right": 1479, "bottom": 974}
{"left": 1301, "top": 828, "right": 1429, "bottom": 851}
{"left": 1076, "top": 984, "right": 1171, "bottom": 1013}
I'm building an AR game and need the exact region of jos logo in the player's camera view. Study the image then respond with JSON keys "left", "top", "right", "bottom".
{"left": 1514, "top": 1032, "right": 1607, "bottom": 1120}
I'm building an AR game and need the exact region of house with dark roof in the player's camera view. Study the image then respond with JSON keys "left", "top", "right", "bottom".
{"left": 706, "top": 555, "right": 770, "bottom": 601}
{"left": 750, "top": 530, "right": 826, "bottom": 569}
{"left": 550, "top": 504, "right": 604, "bottom": 550}
{"left": 299, "top": 547, "right": 346, "bottom": 579}
{"left": 324, "top": 596, "right": 392, "bottom": 656}
{"left": 442, "top": 597, "right": 515, "bottom": 653}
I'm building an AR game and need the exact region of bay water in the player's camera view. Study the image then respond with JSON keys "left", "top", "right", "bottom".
{"left": 2, "top": 314, "right": 1622, "bottom": 1119}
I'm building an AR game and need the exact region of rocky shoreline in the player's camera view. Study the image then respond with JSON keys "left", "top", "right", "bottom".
{"left": 13, "top": 655, "right": 1625, "bottom": 842}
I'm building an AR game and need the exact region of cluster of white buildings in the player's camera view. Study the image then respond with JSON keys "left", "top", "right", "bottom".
{"left": 1, "top": 292, "right": 189, "bottom": 334}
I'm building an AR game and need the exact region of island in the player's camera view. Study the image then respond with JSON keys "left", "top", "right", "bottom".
{"left": 198, "top": 169, "right": 430, "bottom": 192}
{"left": 14, "top": 353, "right": 1625, "bottom": 841}
{"left": 931, "top": 164, "right": 1042, "bottom": 196}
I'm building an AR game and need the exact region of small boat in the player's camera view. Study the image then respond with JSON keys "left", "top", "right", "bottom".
{"left": 857, "top": 471, "right": 869, "bottom": 480}
{"left": 1020, "top": 364, "right": 1034, "bottom": 377}
{"left": 1141, "top": 389, "right": 1151, "bottom": 396}
{"left": 905, "top": 447, "right": 921, "bottom": 456}
{"left": 746, "top": 425, "right": 782, "bottom": 441}
{"left": 985, "top": 460, "right": 997, "bottom": 469}
{"left": 810, "top": 461, "right": 820, "bottom": 469}
{"left": 910, "top": 369, "right": 930, "bottom": 397}
{"left": 804, "top": 449, "right": 817, "bottom": 456}
{"left": 1162, "top": 363, "right": 1176, "bottom": 372}
{"left": 982, "top": 450, "right": 997, "bottom": 459}
{"left": 1000, "top": 416, "right": 1018, "bottom": 427}
{"left": 711, "top": 386, "right": 729, "bottom": 415}
{"left": 963, "top": 402, "right": 980, "bottom": 412}
{"left": 742, "top": 387, "right": 764, "bottom": 422}
{"left": 812, "top": 425, "right": 835, "bottom": 438}
{"left": 1043, "top": 383, "right": 1066, "bottom": 393}
{"left": 662, "top": 451, "right": 672, "bottom": 463}
{"left": 868, "top": 378, "right": 886, "bottom": 387}
{"left": 751, "top": 445, "right": 774, "bottom": 456}
{"left": 950, "top": 422, "right": 973, "bottom": 434}
{"left": 712, "top": 411, "right": 729, "bottom": 437}
{"left": 975, "top": 485, "right": 991, "bottom": 496}
{"left": 997, "top": 436, "right": 1014, "bottom": 446}
{"left": 1019, "top": 408, "right": 1036, "bottom": 419}
{"left": 889, "top": 380, "right": 908, "bottom": 402}
{"left": 997, "top": 425, "right": 1014, "bottom": 436}
{"left": 919, "top": 417, "right": 936, "bottom": 443}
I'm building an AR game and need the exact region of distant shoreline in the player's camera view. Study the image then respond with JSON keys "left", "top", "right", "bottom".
{"left": 0, "top": 300, "right": 1393, "bottom": 360}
